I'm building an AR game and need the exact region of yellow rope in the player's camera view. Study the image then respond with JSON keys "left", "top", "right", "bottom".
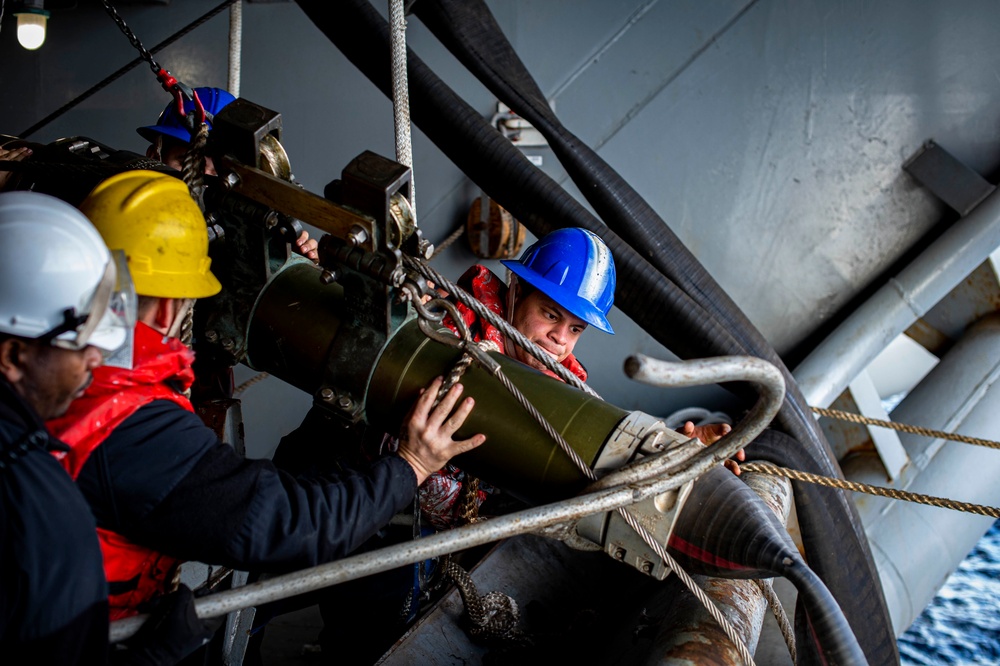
{"left": 741, "top": 462, "right": 1000, "bottom": 518}
{"left": 811, "top": 406, "right": 1000, "bottom": 450}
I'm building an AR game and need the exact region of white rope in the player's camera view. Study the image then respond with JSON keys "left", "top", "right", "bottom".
{"left": 389, "top": 0, "right": 416, "bottom": 214}
{"left": 227, "top": 0, "right": 242, "bottom": 98}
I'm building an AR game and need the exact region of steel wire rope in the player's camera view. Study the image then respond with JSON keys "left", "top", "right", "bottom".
{"left": 405, "top": 284, "right": 758, "bottom": 666}
{"left": 402, "top": 255, "right": 600, "bottom": 398}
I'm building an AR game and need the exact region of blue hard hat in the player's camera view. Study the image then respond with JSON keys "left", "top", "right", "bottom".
{"left": 136, "top": 87, "right": 237, "bottom": 144}
{"left": 501, "top": 227, "right": 616, "bottom": 334}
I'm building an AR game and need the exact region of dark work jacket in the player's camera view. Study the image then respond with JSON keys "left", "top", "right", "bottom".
{"left": 0, "top": 378, "right": 109, "bottom": 665}
{"left": 74, "top": 399, "right": 418, "bottom": 573}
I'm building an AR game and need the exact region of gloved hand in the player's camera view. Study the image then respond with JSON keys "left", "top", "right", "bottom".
{"left": 115, "top": 584, "right": 218, "bottom": 666}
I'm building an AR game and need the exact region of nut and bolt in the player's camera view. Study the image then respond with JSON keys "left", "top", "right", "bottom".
{"left": 640, "top": 561, "right": 654, "bottom": 574}
{"left": 319, "top": 388, "right": 335, "bottom": 401}
{"left": 337, "top": 395, "right": 354, "bottom": 411}
{"left": 417, "top": 238, "right": 434, "bottom": 259}
{"left": 204, "top": 330, "right": 219, "bottom": 343}
{"left": 221, "top": 338, "right": 235, "bottom": 351}
{"left": 613, "top": 547, "right": 626, "bottom": 561}
{"left": 221, "top": 172, "right": 240, "bottom": 191}
{"left": 346, "top": 225, "right": 369, "bottom": 248}
{"left": 319, "top": 269, "right": 339, "bottom": 285}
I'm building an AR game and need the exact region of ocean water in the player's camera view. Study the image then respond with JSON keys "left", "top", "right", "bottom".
{"left": 898, "top": 519, "right": 1000, "bottom": 665}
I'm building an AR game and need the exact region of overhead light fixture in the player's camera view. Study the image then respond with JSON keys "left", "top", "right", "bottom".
{"left": 14, "top": 1, "right": 50, "bottom": 51}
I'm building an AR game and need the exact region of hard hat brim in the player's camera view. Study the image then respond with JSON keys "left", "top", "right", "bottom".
{"left": 503, "top": 261, "right": 615, "bottom": 334}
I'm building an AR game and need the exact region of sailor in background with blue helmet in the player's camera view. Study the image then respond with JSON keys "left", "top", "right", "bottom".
{"left": 136, "top": 86, "right": 319, "bottom": 262}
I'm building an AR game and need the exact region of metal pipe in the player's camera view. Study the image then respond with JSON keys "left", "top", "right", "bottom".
{"left": 624, "top": 354, "right": 786, "bottom": 465}
{"left": 110, "top": 467, "right": 699, "bottom": 643}
{"left": 793, "top": 186, "right": 1000, "bottom": 408}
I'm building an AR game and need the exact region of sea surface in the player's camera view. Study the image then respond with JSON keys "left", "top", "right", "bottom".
{"left": 898, "top": 518, "right": 1000, "bottom": 665}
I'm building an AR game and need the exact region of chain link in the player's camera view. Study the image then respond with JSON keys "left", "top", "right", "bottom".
{"left": 100, "top": 0, "right": 161, "bottom": 74}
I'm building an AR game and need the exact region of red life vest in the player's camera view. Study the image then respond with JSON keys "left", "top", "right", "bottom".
{"left": 447, "top": 265, "right": 588, "bottom": 382}
{"left": 48, "top": 322, "right": 196, "bottom": 620}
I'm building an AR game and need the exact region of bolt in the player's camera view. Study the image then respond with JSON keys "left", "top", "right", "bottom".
{"left": 337, "top": 395, "right": 354, "bottom": 411}
{"left": 319, "top": 269, "right": 339, "bottom": 285}
{"left": 221, "top": 172, "right": 240, "bottom": 191}
{"left": 417, "top": 238, "right": 434, "bottom": 259}
{"left": 613, "top": 547, "right": 626, "bottom": 561}
{"left": 346, "top": 225, "right": 369, "bottom": 247}
{"left": 204, "top": 330, "right": 219, "bottom": 343}
{"left": 221, "top": 338, "right": 235, "bottom": 351}
{"left": 319, "top": 388, "right": 335, "bottom": 401}
{"left": 640, "top": 560, "right": 654, "bottom": 574}
{"left": 264, "top": 212, "right": 279, "bottom": 229}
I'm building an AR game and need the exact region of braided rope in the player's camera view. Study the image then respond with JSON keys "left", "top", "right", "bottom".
{"left": 227, "top": 0, "right": 243, "bottom": 98}
{"left": 182, "top": 122, "right": 210, "bottom": 206}
{"left": 389, "top": 0, "right": 416, "bottom": 212}
{"left": 754, "top": 578, "right": 796, "bottom": 663}
{"left": 812, "top": 406, "right": 1000, "bottom": 450}
{"left": 445, "top": 560, "right": 528, "bottom": 644}
{"left": 430, "top": 221, "right": 467, "bottom": 259}
{"left": 234, "top": 372, "right": 269, "bottom": 397}
{"left": 741, "top": 462, "right": 1000, "bottom": 518}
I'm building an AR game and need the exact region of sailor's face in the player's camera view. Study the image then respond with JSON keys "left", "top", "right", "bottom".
{"left": 508, "top": 289, "right": 587, "bottom": 371}
{"left": 12, "top": 342, "right": 102, "bottom": 419}
{"left": 153, "top": 142, "right": 218, "bottom": 176}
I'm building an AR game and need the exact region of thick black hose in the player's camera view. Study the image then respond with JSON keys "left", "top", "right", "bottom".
{"left": 293, "top": 1, "right": 896, "bottom": 663}
{"left": 747, "top": 430, "right": 900, "bottom": 664}
{"left": 670, "top": 466, "right": 868, "bottom": 665}
{"left": 293, "top": 0, "right": 757, "bottom": 376}
{"left": 393, "top": 2, "right": 895, "bottom": 662}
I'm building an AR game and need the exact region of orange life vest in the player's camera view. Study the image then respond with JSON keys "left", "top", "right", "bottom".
{"left": 48, "top": 322, "right": 196, "bottom": 620}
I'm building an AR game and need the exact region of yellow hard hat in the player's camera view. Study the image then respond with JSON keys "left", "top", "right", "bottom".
{"left": 80, "top": 170, "right": 221, "bottom": 299}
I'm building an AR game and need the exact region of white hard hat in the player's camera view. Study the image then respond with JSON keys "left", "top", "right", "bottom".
{"left": 0, "top": 191, "right": 135, "bottom": 358}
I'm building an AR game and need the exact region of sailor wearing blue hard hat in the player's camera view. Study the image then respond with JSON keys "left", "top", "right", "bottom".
{"left": 136, "top": 86, "right": 318, "bottom": 261}
{"left": 137, "top": 86, "right": 237, "bottom": 176}
{"left": 499, "top": 227, "right": 616, "bottom": 374}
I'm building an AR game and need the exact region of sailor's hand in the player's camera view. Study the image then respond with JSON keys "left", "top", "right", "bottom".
{"left": 294, "top": 230, "right": 320, "bottom": 262}
{"left": 679, "top": 421, "right": 743, "bottom": 476}
{"left": 0, "top": 146, "right": 31, "bottom": 190}
{"left": 399, "top": 377, "right": 485, "bottom": 484}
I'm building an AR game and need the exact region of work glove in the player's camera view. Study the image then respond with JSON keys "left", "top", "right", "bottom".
{"left": 114, "top": 584, "right": 218, "bottom": 665}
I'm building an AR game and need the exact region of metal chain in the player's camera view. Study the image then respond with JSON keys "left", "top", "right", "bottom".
{"left": 812, "top": 406, "right": 1000, "bottom": 451}
{"left": 21, "top": 0, "right": 238, "bottom": 139}
{"left": 741, "top": 462, "right": 1000, "bottom": 518}
{"left": 100, "top": 0, "right": 162, "bottom": 74}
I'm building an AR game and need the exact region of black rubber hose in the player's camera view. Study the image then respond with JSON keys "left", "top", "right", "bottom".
{"left": 400, "top": 2, "right": 896, "bottom": 662}
{"left": 293, "top": 1, "right": 896, "bottom": 663}
{"left": 670, "top": 465, "right": 869, "bottom": 665}
{"left": 293, "top": 0, "right": 758, "bottom": 379}
{"left": 747, "top": 429, "right": 900, "bottom": 665}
